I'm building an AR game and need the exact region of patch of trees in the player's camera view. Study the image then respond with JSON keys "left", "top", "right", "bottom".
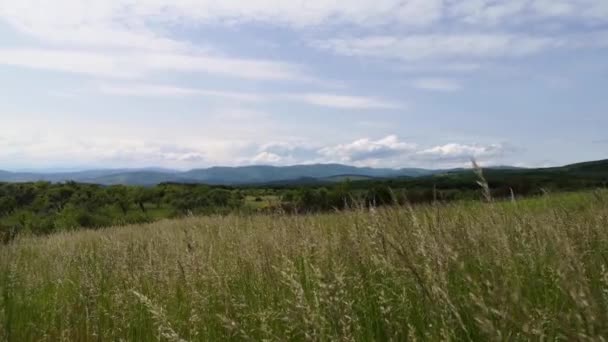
{"left": 0, "top": 182, "right": 244, "bottom": 241}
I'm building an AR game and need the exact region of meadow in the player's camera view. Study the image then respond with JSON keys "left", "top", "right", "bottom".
{"left": 1, "top": 190, "right": 608, "bottom": 341}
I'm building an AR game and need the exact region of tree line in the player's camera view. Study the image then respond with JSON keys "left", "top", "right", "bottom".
{"left": 2, "top": 166, "right": 606, "bottom": 242}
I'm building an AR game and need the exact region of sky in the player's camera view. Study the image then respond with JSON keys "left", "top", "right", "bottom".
{"left": 0, "top": 0, "right": 607, "bottom": 171}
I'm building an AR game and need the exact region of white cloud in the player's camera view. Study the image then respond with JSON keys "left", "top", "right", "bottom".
{"left": 0, "top": 120, "right": 513, "bottom": 169}
{"left": 313, "top": 34, "right": 564, "bottom": 61}
{"left": 0, "top": 48, "right": 308, "bottom": 81}
{"left": 258, "top": 141, "right": 317, "bottom": 155}
{"left": 2, "top": 0, "right": 606, "bottom": 88}
{"left": 447, "top": 0, "right": 608, "bottom": 24}
{"left": 416, "top": 143, "right": 507, "bottom": 162}
{"left": 252, "top": 141, "right": 320, "bottom": 165}
{"left": 0, "top": 0, "right": 445, "bottom": 33}
{"left": 0, "top": 0, "right": 197, "bottom": 52}
{"left": 95, "top": 82, "right": 400, "bottom": 109}
{"left": 97, "top": 83, "right": 265, "bottom": 102}
{"left": 318, "top": 135, "right": 417, "bottom": 164}
{"left": 412, "top": 78, "right": 462, "bottom": 92}
{"left": 534, "top": 0, "right": 608, "bottom": 20}
{"left": 0, "top": 0, "right": 601, "bottom": 171}
{"left": 0, "top": 135, "right": 210, "bottom": 169}
{"left": 312, "top": 137, "right": 511, "bottom": 167}
{"left": 251, "top": 152, "right": 283, "bottom": 165}
{"left": 0, "top": 111, "right": 276, "bottom": 169}
{"left": 0, "top": 49, "right": 139, "bottom": 79}
{"left": 2, "top": 0, "right": 606, "bottom": 39}
{"left": 0, "top": 0, "right": 437, "bottom": 87}
{"left": 398, "top": 62, "right": 483, "bottom": 73}
{"left": 292, "top": 93, "right": 402, "bottom": 109}
{"left": 141, "top": 53, "right": 309, "bottom": 81}
{"left": 448, "top": 0, "right": 530, "bottom": 25}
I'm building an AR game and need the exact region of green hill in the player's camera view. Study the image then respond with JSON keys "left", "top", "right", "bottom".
{"left": 0, "top": 159, "right": 605, "bottom": 186}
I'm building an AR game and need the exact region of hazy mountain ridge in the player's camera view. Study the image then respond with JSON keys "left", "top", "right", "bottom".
{"left": 0, "top": 164, "right": 434, "bottom": 185}
{"left": 0, "top": 160, "right": 604, "bottom": 186}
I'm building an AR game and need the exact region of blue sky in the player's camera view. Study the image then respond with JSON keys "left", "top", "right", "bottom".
{"left": 0, "top": 0, "right": 607, "bottom": 170}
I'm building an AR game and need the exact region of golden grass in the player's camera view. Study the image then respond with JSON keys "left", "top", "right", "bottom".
{"left": 1, "top": 190, "right": 608, "bottom": 341}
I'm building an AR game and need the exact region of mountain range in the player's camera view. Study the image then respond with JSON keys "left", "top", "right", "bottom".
{"left": 0, "top": 163, "right": 526, "bottom": 186}
{"left": 0, "top": 160, "right": 603, "bottom": 186}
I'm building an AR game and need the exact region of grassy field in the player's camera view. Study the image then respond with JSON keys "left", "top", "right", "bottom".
{"left": 1, "top": 190, "right": 608, "bottom": 341}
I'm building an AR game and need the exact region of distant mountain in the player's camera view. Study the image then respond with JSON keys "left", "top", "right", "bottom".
{"left": 0, "top": 169, "right": 166, "bottom": 184}
{"left": 84, "top": 171, "right": 196, "bottom": 186}
{"left": 0, "top": 160, "right": 604, "bottom": 186}
{"left": 320, "top": 174, "right": 380, "bottom": 182}
{"left": 0, "top": 170, "right": 13, "bottom": 179}
{"left": 551, "top": 159, "right": 608, "bottom": 175}
{"left": 0, "top": 164, "right": 428, "bottom": 185}
{"left": 181, "top": 164, "right": 409, "bottom": 185}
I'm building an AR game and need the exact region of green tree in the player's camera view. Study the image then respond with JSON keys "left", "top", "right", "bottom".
{"left": 208, "top": 189, "right": 232, "bottom": 207}
{"left": 131, "top": 187, "right": 156, "bottom": 213}
{"left": 108, "top": 186, "right": 131, "bottom": 215}
{"left": 0, "top": 195, "right": 17, "bottom": 216}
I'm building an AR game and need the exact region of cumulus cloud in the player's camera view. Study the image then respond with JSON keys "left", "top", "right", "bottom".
{"left": 251, "top": 141, "right": 320, "bottom": 165}
{"left": 318, "top": 135, "right": 417, "bottom": 164}
{"left": 251, "top": 152, "right": 283, "bottom": 164}
{"left": 251, "top": 137, "right": 513, "bottom": 167}
{"left": 0, "top": 126, "right": 514, "bottom": 169}
{"left": 416, "top": 143, "right": 508, "bottom": 162}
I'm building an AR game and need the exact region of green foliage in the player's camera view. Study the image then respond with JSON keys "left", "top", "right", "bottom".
{"left": 0, "top": 182, "right": 250, "bottom": 236}
{"left": 0, "top": 162, "right": 606, "bottom": 238}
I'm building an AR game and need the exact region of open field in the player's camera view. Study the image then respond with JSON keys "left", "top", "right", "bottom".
{"left": 1, "top": 190, "right": 608, "bottom": 341}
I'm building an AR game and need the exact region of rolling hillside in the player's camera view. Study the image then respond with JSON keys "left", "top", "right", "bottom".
{"left": 0, "top": 159, "right": 606, "bottom": 186}
{"left": 0, "top": 164, "right": 428, "bottom": 185}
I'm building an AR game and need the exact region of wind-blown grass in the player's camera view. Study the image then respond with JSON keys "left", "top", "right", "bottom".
{"left": 1, "top": 190, "right": 608, "bottom": 341}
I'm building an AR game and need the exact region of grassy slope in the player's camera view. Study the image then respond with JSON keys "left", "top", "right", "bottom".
{"left": 1, "top": 191, "right": 608, "bottom": 341}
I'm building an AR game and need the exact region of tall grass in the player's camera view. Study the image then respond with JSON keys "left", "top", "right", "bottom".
{"left": 1, "top": 190, "right": 608, "bottom": 341}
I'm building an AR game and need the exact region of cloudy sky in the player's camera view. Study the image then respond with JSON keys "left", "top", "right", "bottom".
{"left": 0, "top": 0, "right": 607, "bottom": 170}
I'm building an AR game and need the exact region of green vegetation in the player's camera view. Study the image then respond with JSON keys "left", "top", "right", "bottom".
{"left": 0, "top": 182, "right": 243, "bottom": 241}
{"left": 1, "top": 190, "right": 607, "bottom": 340}
{"left": 1, "top": 160, "right": 606, "bottom": 240}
